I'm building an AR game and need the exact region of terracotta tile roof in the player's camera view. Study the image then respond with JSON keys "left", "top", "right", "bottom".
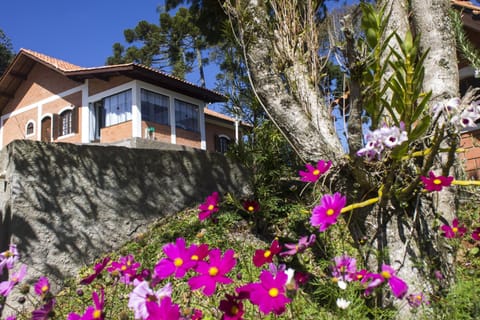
{"left": 20, "top": 48, "right": 83, "bottom": 71}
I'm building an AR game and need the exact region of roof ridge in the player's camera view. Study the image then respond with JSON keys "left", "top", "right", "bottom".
{"left": 19, "top": 48, "right": 84, "bottom": 71}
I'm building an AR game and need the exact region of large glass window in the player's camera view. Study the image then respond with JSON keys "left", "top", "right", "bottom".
{"left": 104, "top": 90, "right": 132, "bottom": 126}
{"left": 141, "top": 89, "right": 169, "bottom": 125}
{"left": 175, "top": 99, "right": 199, "bottom": 132}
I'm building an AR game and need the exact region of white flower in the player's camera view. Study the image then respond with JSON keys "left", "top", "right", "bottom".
{"left": 337, "top": 280, "right": 347, "bottom": 290}
{"left": 336, "top": 298, "right": 351, "bottom": 309}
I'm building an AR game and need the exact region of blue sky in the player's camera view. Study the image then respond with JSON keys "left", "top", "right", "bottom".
{"left": 1, "top": 0, "right": 358, "bottom": 90}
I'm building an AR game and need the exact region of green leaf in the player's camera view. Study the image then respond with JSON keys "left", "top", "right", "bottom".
{"left": 390, "top": 141, "right": 409, "bottom": 160}
{"left": 409, "top": 116, "right": 431, "bottom": 141}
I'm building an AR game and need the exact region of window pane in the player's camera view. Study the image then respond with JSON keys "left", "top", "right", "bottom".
{"left": 60, "top": 110, "right": 72, "bottom": 136}
{"left": 104, "top": 90, "right": 132, "bottom": 126}
{"left": 141, "top": 89, "right": 169, "bottom": 125}
{"left": 175, "top": 99, "right": 199, "bottom": 132}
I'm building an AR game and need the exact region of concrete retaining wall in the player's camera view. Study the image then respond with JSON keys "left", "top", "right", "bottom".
{"left": 0, "top": 140, "right": 251, "bottom": 310}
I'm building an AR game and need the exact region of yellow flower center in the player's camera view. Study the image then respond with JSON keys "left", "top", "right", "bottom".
{"left": 313, "top": 169, "right": 320, "bottom": 176}
{"left": 121, "top": 265, "right": 127, "bottom": 271}
{"left": 174, "top": 258, "right": 183, "bottom": 267}
{"left": 416, "top": 295, "right": 422, "bottom": 301}
{"left": 208, "top": 204, "right": 214, "bottom": 211}
{"left": 209, "top": 267, "right": 219, "bottom": 276}
{"left": 433, "top": 178, "right": 442, "bottom": 185}
{"left": 93, "top": 309, "right": 102, "bottom": 319}
{"left": 452, "top": 227, "right": 458, "bottom": 233}
{"left": 191, "top": 255, "right": 199, "bottom": 261}
{"left": 4, "top": 251, "right": 12, "bottom": 258}
{"left": 269, "top": 287, "right": 279, "bottom": 297}
{"left": 356, "top": 274, "right": 363, "bottom": 280}
{"left": 326, "top": 208, "right": 335, "bottom": 216}
{"left": 263, "top": 250, "right": 271, "bottom": 258}
{"left": 381, "top": 271, "right": 391, "bottom": 279}
{"left": 332, "top": 277, "right": 338, "bottom": 283}
{"left": 41, "top": 285, "right": 49, "bottom": 293}
{"left": 231, "top": 306, "right": 239, "bottom": 315}
{"left": 248, "top": 206, "right": 254, "bottom": 212}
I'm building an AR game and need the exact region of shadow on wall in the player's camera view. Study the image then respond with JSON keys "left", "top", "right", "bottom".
{"left": 0, "top": 139, "right": 251, "bottom": 291}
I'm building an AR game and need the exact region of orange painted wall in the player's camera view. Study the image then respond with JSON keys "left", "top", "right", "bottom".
{"left": 100, "top": 121, "right": 133, "bottom": 143}
{"left": 205, "top": 121, "right": 235, "bottom": 151}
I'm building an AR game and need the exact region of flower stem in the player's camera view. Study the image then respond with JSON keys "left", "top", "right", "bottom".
{"left": 452, "top": 180, "right": 480, "bottom": 186}
{"left": 341, "top": 197, "right": 379, "bottom": 214}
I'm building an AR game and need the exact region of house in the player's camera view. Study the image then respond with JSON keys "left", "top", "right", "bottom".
{"left": 0, "top": 48, "right": 242, "bottom": 153}
{"left": 451, "top": 1, "right": 480, "bottom": 178}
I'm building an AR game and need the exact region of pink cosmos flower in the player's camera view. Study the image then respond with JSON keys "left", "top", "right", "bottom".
{"left": 67, "top": 288, "right": 105, "bottom": 320}
{"left": 407, "top": 292, "right": 429, "bottom": 308}
{"left": 107, "top": 254, "right": 140, "bottom": 284}
{"left": 145, "top": 297, "right": 181, "bottom": 320}
{"left": 237, "top": 269, "right": 291, "bottom": 315}
{"left": 191, "top": 309, "right": 203, "bottom": 320}
{"left": 279, "top": 234, "right": 316, "bottom": 257}
{"left": 0, "top": 244, "right": 19, "bottom": 273}
{"left": 80, "top": 257, "right": 111, "bottom": 285}
{"left": 440, "top": 218, "right": 467, "bottom": 238}
{"left": 421, "top": 171, "right": 453, "bottom": 192}
{"left": 472, "top": 227, "right": 480, "bottom": 241}
{"left": 331, "top": 255, "right": 357, "bottom": 282}
{"left": 242, "top": 200, "right": 260, "bottom": 213}
{"left": 310, "top": 193, "right": 347, "bottom": 232}
{"left": 188, "top": 248, "right": 236, "bottom": 296}
{"left": 379, "top": 264, "right": 408, "bottom": 299}
{"left": 253, "top": 239, "right": 282, "bottom": 267}
{"left": 0, "top": 264, "right": 27, "bottom": 296}
{"left": 5, "top": 316, "right": 16, "bottom": 320}
{"left": 198, "top": 192, "right": 220, "bottom": 221}
{"left": 299, "top": 160, "right": 332, "bottom": 182}
{"left": 34, "top": 276, "right": 50, "bottom": 296}
{"left": 154, "top": 238, "right": 197, "bottom": 280}
{"left": 219, "top": 294, "right": 245, "bottom": 320}
{"left": 31, "top": 298, "right": 55, "bottom": 320}
{"left": 128, "top": 281, "right": 172, "bottom": 320}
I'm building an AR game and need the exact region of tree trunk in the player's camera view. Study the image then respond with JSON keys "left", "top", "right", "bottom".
{"left": 227, "top": 0, "right": 460, "bottom": 317}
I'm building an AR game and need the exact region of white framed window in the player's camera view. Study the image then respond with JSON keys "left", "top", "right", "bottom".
{"left": 175, "top": 99, "right": 199, "bottom": 132}
{"left": 141, "top": 89, "right": 169, "bottom": 125}
{"left": 25, "top": 120, "right": 35, "bottom": 137}
{"left": 103, "top": 90, "right": 132, "bottom": 127}
{"left": 215, "top": 134, "right": 231, "bottom": 154}
{"left": 57, "top": 106, "right": 78, "bottom": 137}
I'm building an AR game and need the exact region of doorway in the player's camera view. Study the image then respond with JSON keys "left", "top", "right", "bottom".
{"left": 41, "top": 116, "right": 52, "bottom": 142}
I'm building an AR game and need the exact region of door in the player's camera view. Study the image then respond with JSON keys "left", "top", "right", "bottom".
{"left": 41, "top": 116, "right": 52, "bottom": 142}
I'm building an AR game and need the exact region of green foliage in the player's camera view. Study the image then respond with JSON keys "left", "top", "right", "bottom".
{"left": 0, "top": 29, "right": 14, "bottom": 76}
{"left": 450, "top": 8, "right": 480, "bottom": 71}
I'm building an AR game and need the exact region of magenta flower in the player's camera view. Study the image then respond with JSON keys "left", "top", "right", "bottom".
{"left": 421, "top": 171, "right": 453, "bottom": 192}
{"left": 107, "top": 254, "right": 140, "bottom": 284}
{"left": 0, "top": 264, "right": 27, "bottom": 296}
{"left": 154, "top": 238, "right": 197, "bottom": 280}
{"left": 188, "top": 248, "right": 236, "bottom": 296}
{"left": 31, "top": 298, "right": 55, "bottom": 320}
{"left": 407, "top": 292, "right": 429, "bottom": 308}
{"left": 80, "top": 257, "right": 111, "bottom": 285}
{"left": 299, "top": 160, "right": 332, "bottom": 182}
{"left": 440, "top": 218, "right": 467, "bottom": 238}
{"left": 331, "top": 255, "right": 357, "bottom": 282}
{"left": 237, "top": 269, "right": 291, "bottom": 315}
{"left": 253, "top": 239, "right": 282, "bottom": 267}
{"left": 380, "top": 264, "right": 408, "bottom": 299}
{"left": 0, "top": 244, "right": 19, "bottom": 273}
{"left": 219, "top": 294, "right": 245, "bottom": 320}
{"left": 5, "top": 316, "right": 16, "bottom": 320}
{"left": 34, "top": 276, "right": 50, "bottom": 296}
{"left": 145, "top": 297, "right": 181, "bottom": 320}
{"left": 198, "top": 192, "right": 220, "bottom": 221}
{"left": 242, "top": 200, "right": 260, "bottom": 213}
{"left": 472, "top": 227, "right": 480, "bottom": 241}
{"left": 128, "top": 281, "right": 172, "bottom": 320}
{"left": 310, "top": 193, "right": 347, "bottom": 232}
{"left": 279, "top": 234, "right": 316, "bottom": 257}
{"left": 67, "top": 289, "right": 105, "bottom": 320}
